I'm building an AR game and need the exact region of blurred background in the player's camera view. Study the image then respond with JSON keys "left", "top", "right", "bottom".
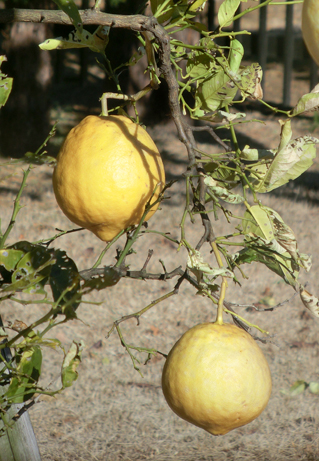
{"left": 0, "top": 0, "right": 317, "bottom": 158}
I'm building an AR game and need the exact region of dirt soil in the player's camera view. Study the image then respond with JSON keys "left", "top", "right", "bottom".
{"left": 1, "top": 7, "right": 319, "bottom": 460}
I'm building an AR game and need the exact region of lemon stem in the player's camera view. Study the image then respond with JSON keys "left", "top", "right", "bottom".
{"left": 211, "top": 241, "right": 228, "bottom": 325}
{"left": 100, "top": 94, "right": 108, "bottom": 116}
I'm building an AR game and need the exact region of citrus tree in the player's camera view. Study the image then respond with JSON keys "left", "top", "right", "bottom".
{"left": 1, "top": 0, "right": 319, "bottom": 457}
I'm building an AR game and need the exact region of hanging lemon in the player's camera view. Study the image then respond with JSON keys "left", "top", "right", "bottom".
{"left": 53, "top": 115, "right": 165, "bottom": 241}
{"left": 162, "top": 322, "right": 272, "bottom": 435}
{"left": 302, "top": 0, "right": 319, "bottom": 65}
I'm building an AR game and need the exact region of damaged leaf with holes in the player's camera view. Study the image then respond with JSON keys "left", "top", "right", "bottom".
{"left": 82, "top": 266, "right": 121, "bottom": 291}
{"left": 192, "top": 39, "right": 243, "bottom": 113}
{"left": 5, "top": 332, "right": 42, "bottom": 404}
{"left": 61, "top": 340, "right": 84, "bottom": 388}
{"left": 39, "top": 25, "right": 110, "bottom": 54}
{"left": 49, "top": 250, "right": 81, "bottom": 315}
{"left": 0, "top": 242, "right": 56, "bottom": 295}
{"left": 0, "top": 56, "right": 13, "bottom": 109}
{"left": 234, "top": 205, "right": 303, "bottom": 288}
{"left": 248, "top": 120, "right": 319, "bottom": 192}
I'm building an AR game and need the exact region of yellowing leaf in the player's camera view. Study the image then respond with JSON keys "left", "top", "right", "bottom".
{"left": 204, "top": 175, "right": 244, "bottom": 204}
{"left": 39, "top": 26, "right": 109, "bottom": 54}
{"left": 252, "top": 126, "right": 318, "bottom": 193}
{"left": 290, "top": 83, "right": 319, "bottom": 116}
{"left": 309, "top": 382, "right": 319, "bottom": 394}
{"left": 281, "top": 380, "right": 308, "bottom": 396}
{"left": 300, "top": 287, "right": 319, "bottom": 317}
{"left": 187, "top": 248, "right": 234, "bottom": 284}
{"left": 61, "top": 340, "right": 85, "bottom": 388}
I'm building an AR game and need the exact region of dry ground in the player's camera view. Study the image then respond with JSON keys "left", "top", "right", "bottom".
{"left": 1, "top": 5, "right": 319, "bottom": 459}
{"left": 1, "top": 109, "right": 319, "bottom": 461}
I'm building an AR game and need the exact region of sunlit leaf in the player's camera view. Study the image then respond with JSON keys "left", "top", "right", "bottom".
{"left": 0, "top": 55, "right": 13, "bottom": 108}
{"left": 241, "top": 205, "right": 300, "bottom": 287}
{"left": 6, "top": 347, "right": 42, "bottom": 403}
{"left": 309, "top": 382, "right": 319, "bottom": 394}
{"left": 1, "top": 245, "right": 55, "bottom": 294}
{"left": 187, "top": 248, "right": 234, "bottom": 284}
{"left": 204, "top": 175, "right": 244, "bottom": 203}
{"left": 239, "top": 63, "right": 263, "bottom": 100}
{"left": 290, "top": 83, "right": 319, "bottom": 116}
{"left": 251, "top": 128, "right": 318, "bottom": 193}
{"left": 197, "top": 110, "right": 246, "bottom": 123}
{"left": 241, "top": 145, "right": 275, "bottom": 161}
{"left": 218, "top": 0, "right": 240, "bottom": 28}
{"left": 281, "top": 380, "right": 308, "bottom": 396}
{"left": 228, "top": 39, "right": 244, "bottom": 73}
{"left": 61, "top": 340, "right": 84, "bottom": 388}
{"left": 300, "top": 287, "right": 319, "bottom": 317}
{"left": 0, "top": 248, "right": 25, "bottom": 272}
{"left": 39, "top": 25, "right": 110, "bottom": 54}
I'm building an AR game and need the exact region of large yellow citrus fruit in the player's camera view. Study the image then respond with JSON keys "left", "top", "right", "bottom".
{"left": 52, "top": 115, "right": 165, "bottom": 241}
{"left": 162, "top": 323, "right": 272, "bottom": 435}
{"left": 302, "top": 0, "right": 319, "bottom": 65}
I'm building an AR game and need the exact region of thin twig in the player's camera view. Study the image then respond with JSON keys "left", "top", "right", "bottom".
{"left": 190, "top": 125, "right": 232, "bottom": 152}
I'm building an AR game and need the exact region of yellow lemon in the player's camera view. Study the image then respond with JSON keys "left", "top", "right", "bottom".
{"left": 162, "top": 323, "right": 272, "bottom": 435}
{"left": 53, "top": 115, "right": 165, "bottom": 241}
{"left": 302, "top": 0, "right": 319, "bottom": 65}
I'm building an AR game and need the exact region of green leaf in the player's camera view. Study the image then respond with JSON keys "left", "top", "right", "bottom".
{"left": 218, "top": 0, "right": 240, "bottom": 28}
{"left": 186, "top": 52, "right": 216, "bottom": 80}
{"left": 281, "top": 380, "right": 308, "bottom": 396}
{"left": 195, "top": 109, "right": 246, "bottom": 123}
{"left": 61, "top": 341, "right": 84, "bottom": 388}
{"left": 49, "top": 250, "right": 81, "bottom": 314}
{"left": 151, "top": 0, "right": 174, "bottom": 22}
{"left": 204, "top": 162, "right": 241, "bottom": 190}
{"left": 309, "top": 382, "right": 319, "bottom": 394}
{"left": 0, "top": 55, "right": 13, "bottom": 108}
{"left": 52, "top": 0, "right": 83, "bottom": 34}
{"left": 1, "top": 244, "right": 56, "bottom": 294}
{"left": 241, "top": 205, "right": 300, "bottom": 287}
{"left": 228, "top": 39, "right": 244, "bottom": 73}
{"left": 6, "top": 347, "right": 42, "bottom": 403}
{"left": 196, "top": 68, "right": 238, "bottom": 112}
{"left": 0, "top": 248, "right": 25, "bottom": 272}
{"left": 0, "top": 77, "right": 13, "bottom": 109}
{"left": 261, "top": 206, "right": 312, "bottom": 271}
{"left": 204, "top": 175, "right": 244, "bottom": 204}
{"left": 289, "top": 83, "right": 319, "bottom": 116}
{"left": 242, "top": 205, "right": 275, "bottom": 240}
{"left": 251, "top": 132, "right": 319, "bottom": 193}
{"left": 232, "top": 244, "right": 298, "bottom": 287}
{"left": 241, "top": 145, "right": 275, "bottom": 161}
{"left": 187, "top": 248, "right": 234, "bottom": 284}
